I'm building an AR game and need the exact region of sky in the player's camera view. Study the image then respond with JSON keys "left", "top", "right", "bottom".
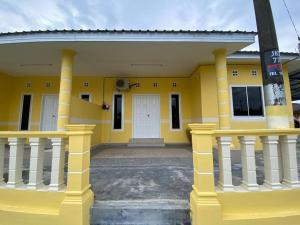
{"left": 0, "top": 0, "right": 299, "bottom": 52}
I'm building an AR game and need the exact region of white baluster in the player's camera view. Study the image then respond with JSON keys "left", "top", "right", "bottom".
{"left": 217, "top": 136, "right": 234, "bottom": 191}
{"left": 297, "top": 136, "right": 300, "bottom": 153}
{"left": 280, "top": 135, "right": 300, "bottom": 188}
{"left": 260, "top": 136, "right": 282, "bottom": 189}
{"left": 239, "top": 136, "right": 259, "bottom": 191}
{"left": 49, "top": 138, "right": 66, "bottom": 190}
{"left": 28, "top": 138, "right": 46, "bottom": 189}
{"left": 0, "top": 138, "right": 7, "bottom": 185}
{"left": 7, "top": 138, "right": 25, "bottom": 188}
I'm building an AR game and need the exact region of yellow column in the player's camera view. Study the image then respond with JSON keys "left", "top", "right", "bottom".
{"left": 57, "top": 49, "right": 76, "bottom": 131}
{"left": 188, "top": 123, "right": 221, "bottom": 225}
{"left": 214, "top": 49, "right": 231, "bottom": 130}
{"left": 60, "top": 124, "right": 95, "bottom": 225}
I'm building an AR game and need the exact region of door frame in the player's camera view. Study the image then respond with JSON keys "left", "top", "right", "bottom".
{"left": 18, "top": 93, "right": 33, "bottom": 131}
{"left": 132, "top": 94, "right": 161, "bottom": 139}
{"left": 39, "top": 94, "right": 59, "bottom": 131}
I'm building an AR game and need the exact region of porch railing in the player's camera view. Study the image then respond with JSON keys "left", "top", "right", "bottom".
{"left": 214, "top": 129, "right": 300, "bottom": 191}
{"left": 0, "top": 124, "right": 95, "bottom": 225}
{"left": 189, "top": 124, "right": 300, "bottom": 225}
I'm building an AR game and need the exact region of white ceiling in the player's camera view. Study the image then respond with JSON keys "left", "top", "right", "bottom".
{"left": 0, "top": 32, "right": 255, "bottom": 77}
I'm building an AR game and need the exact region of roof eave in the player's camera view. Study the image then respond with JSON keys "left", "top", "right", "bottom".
{"left": 0, "top": 30, "right": 256, "bottom": 45}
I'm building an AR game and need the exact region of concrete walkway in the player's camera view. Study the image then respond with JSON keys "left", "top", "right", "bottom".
{"left": 90, "top": 145, "right": 193, "bottom": 201}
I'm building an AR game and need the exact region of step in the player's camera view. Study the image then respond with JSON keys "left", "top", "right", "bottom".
{"left": 128, "top": 138, "right": 165, "bottom": 147}
{"left": 91, "top": 199, "right": 190, "bottom": 225}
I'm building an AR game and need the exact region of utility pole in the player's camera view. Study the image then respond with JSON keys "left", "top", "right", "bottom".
{"left": 253, "top": 0, "right": 290, "bottom": 128}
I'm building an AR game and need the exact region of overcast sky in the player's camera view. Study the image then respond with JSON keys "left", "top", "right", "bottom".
{"left": 0, "top": 0, "right": 299, "bottom": 52}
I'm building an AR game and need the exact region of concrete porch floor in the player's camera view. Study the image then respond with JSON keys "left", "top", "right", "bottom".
{"left": 90, "top": 145, "right": 193, "bottom": 201}
{"left": 89, "top": 145, "right": 300, "bottom": 201}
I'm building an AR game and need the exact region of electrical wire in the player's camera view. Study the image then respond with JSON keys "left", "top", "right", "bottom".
{"left": 282, "top": 0, "right": 300, "bottom": 39}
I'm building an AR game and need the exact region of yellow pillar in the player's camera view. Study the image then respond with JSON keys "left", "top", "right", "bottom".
{"left": 214, "top": 49, "right": 231, "bottom": 130}
{"left": 60, "top": 124, "right": 95, "bottom": 225}
{"left": 188, "top": 123, "right": 221, "bottom": 225}
{"left": 57, "top": 49, "right": 76, "bottom": 131}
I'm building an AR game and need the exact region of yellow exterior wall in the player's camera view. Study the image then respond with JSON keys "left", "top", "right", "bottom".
{"left": 0, "top": 63, "right": 295, "bottom": 145}
{"left": 190, "top": 69, "right": 202, "bottom": 122}
{"left": 69, "top": 97, "right": 101, "bottom": 146}
{"left": 100, "top": 77, "right": 192, "bottom": 144}
{"left": 0, "top": 73, "right": 12, "bottom": 130}
{"left": 218, "top": 189, "right": 300, "bottom": 225}
{"left": 6, "top": 76, "right": 60, "bottom": 131}
{"left": 198, "top": 66, "right": 219, "bottom": 124}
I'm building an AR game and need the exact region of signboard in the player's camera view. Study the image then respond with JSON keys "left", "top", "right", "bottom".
{"left": 263, "top": 49, "right": 286, "bottom": 106}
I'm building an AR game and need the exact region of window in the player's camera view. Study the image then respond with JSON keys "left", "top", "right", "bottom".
{"left": 20, "top": 94, "right": 32, "bottom": 130}
{"left": 113, "top": 94, "right": 123, "bottom": 130}
{"left": 45, "top": 82, "right": 52, "bottom": 88}
{"left": 153, "top": 82, "right": 159, "bottom": 87}
{"left": 170, "top": 94, "right": 181, "bottom": 129}
{"left": 231, "top": 86, "right": 264, "bottom": 117}
{"left": 232, "top": 70, "right": 239, "bottom": 77}
{"left": 251, "top": 70, "right": 257, "bottom": 76}
{"left": 83, "top": 82, "right": 89, "bottom": 87}
{"left": 25, "top": 82, "right": 32, "bottom": 88}
{"left": 172, "top": 82, "right": 177, "bottom": 87}
{"left": 80, "top": 93, "right": 91, "bottom": 102}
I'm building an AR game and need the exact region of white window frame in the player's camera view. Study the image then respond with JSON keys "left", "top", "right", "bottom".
{"left": 18, "top": 93, "right": 33, "bottom": 131}
{"left": 230, "top": 85, "right": 265, "bottom": 121}
{"left": 112, "top": 93, "right": 124, "bottom": 131}
{"left": 169, "top": 93, "right": 182, "bottom": 131}
{"left": 79, "top": 93, "right": 92, "bottom": 102}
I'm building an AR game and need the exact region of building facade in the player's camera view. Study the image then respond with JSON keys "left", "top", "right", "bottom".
{"left": 0, "top": 30, "right": 300, "bottom": 225}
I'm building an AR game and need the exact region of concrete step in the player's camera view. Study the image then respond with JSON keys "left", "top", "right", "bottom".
{"left": 128, "top": 138, "right": 165, "bottom": 147}
{"left": 91, "top": 199, "right": 190, "bottom": 225}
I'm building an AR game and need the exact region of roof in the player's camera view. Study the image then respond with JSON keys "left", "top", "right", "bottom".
{"left": 0, "top": 29, "right": 257, "bottom": 37}
{"left": 233, "top": 50, "right": 299, "bottom": 57}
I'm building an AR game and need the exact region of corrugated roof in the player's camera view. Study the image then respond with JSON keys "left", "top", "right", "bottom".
{"left": 0, "top": 29, "right": 257, "bottom": 37}
{"left": 234, "top": 50, "right": 299, "bottom": 57}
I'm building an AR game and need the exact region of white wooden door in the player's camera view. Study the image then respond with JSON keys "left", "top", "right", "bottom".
{"left": 40, "top": 95, "right": 58, "bottom": 131}
{"left": 133, "top": 95, "right": 160, "bottom": 138}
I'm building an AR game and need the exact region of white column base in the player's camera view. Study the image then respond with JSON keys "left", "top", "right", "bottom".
{"left": 218, "top": 182, "right": 235, "bottom": 192}
{"left": 282, "top": 180, "right": 300, "bottom": 188}
{"left": 6, "top": 180, "right": 24, "bottom": 188}
{"left": 241, "top": 181, "right": 259, "bottom": 191}
{"left": 49, "top": 183, "right": 65, "bottom": 191}
{"left": 263, "top": 181, "right": 282, "bottom": 190}
{"left": 27, "top": 182, "right": 45, "bottom": 190}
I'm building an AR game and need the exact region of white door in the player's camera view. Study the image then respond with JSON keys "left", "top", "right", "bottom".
{"left": 40, "top": 95, "right": 58, "bottom": 131}
{"left": 133, "top": 95, "right": 160, "bottom": 138}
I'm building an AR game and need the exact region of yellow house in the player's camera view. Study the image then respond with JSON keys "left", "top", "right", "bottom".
{"left": 0, "top": 29, "right": 300, "bottom": 225}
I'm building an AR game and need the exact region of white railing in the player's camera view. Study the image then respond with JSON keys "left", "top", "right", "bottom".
{"left": 215, "top": 130, "right": 300, "bottom": 191}
{"left": 0, "top": 132, "right": 68, "bottom": 191}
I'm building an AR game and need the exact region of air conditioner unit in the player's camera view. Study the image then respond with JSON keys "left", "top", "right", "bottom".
{"left": 116, "top": 79, "right": 130, "bottom": 91}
